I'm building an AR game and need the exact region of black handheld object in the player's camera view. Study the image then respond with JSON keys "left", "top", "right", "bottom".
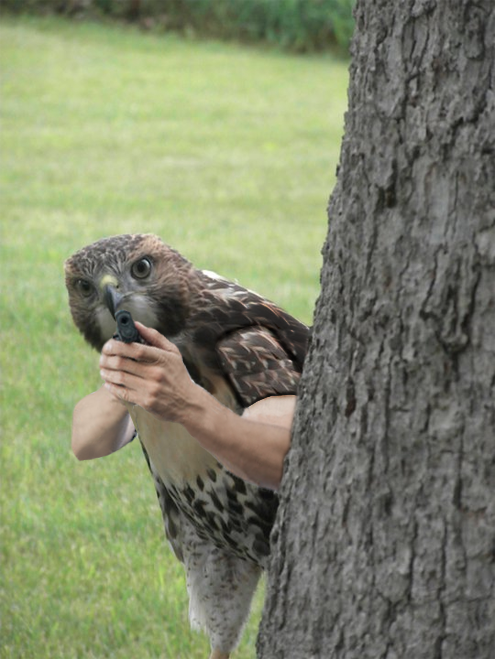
{"left": 114, "top": 310, "right": 142, "bottom": 344}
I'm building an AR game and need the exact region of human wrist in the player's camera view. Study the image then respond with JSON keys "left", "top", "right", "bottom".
{"left": 175, "top": 381, "right": 211, "bottom": 428}
{"left": 178, "top": 383, "right": 226, "bottom": 441}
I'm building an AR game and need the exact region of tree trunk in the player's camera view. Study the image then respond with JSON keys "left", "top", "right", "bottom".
{"left": 258, "top": 1, "right": 495, "bottom": 657}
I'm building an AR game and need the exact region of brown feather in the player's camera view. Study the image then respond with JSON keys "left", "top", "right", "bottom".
{"left": 65, "top": 234, "right": 311, "bottom": 655}
{"left": 217, "top": 327, "right": 302, "bottom": 406}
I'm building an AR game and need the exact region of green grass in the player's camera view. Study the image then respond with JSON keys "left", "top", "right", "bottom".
{"left": 0, "top": 15, "right": 348, "bottom": 659}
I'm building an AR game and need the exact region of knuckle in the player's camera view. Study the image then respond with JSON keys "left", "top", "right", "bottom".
{"left": 153, "top": 366, "right": 166, "bottom": 383}
{"left": 143, "top": 382, "right": 162, "bottom": 409}
{"left": 120, "top": 387, "right": 130, "bottom": 403}
{"left": 134, "top": 344, "right": 146, "bottom": 360}
{"left": 149, "top": 382, "right": 161, "bottom": 401}
{"left": 107, "top": 341, "right": 122, "bottom": 356}
{"left": 113, "top": 356, "right": 123, "bottom": 370}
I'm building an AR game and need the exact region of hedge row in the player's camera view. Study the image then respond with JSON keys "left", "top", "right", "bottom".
{"left": 4, "top": 0, "right": 355, "bottom": 53}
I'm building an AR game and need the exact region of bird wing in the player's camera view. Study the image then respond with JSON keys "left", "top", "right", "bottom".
{"left": 216, "top": 325, "right": 304, "bottom": 407}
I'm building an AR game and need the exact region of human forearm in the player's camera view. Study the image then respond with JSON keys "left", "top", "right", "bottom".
{"left": 178, "top": 388, "right": 292, "bottom": 489}
{"left": 99, "top": 324, "right": 295, "bottom": 488}
{"left": 72, "top": 385, "right": 134, "bottom": 460}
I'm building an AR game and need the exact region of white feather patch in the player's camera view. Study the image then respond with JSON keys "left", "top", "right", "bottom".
{"left": 201, "top": 269, "right": 262, "bottom": 298}
{"left": 201, "top": 269, "right": 228, "bottom": 281}
{"left": 124, "top": 295, "right": 159, "bottom": 328}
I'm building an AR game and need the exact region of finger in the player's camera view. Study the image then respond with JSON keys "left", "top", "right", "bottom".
{"left": 104, "top": 376, "right": 153, "bottom": 410}
{"left": 134, "top": 322, "right": 179, "bottom": 353}
{"left": 99, "top": 352, "right": 146, "bottom": 376}
{"left": 102, "top": 339, "right": 147, "bottom": 357}
{"left": 104, "top": 382, "right": 133, "bottom": 404}
{"left": 101, "top": 366, "right": 145, "bottom": 393}
{"left": 102, "top": 338, "right": 161, "bottom": 364}
{"left": 102, "top": 339, "right": 130, "bottom": 356}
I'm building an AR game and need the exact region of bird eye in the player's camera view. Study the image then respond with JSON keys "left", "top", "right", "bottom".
{"left": 76, "top": 279, "right": 93, "bottom": 297}
{"left": 131, "top": 257, "right": 152, "bottom": 280}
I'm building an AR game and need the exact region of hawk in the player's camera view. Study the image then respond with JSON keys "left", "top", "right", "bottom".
{"left": 65, "top": 234, "right": 308, "bottom": 659}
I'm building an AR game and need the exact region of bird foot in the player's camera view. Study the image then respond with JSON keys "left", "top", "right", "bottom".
{"left": 209, "top": 650, "right": 230, "bottom": 659}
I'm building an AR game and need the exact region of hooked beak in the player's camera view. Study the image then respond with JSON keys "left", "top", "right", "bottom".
{"left": 103, "top": 284, "right": 124, "bottom": 319}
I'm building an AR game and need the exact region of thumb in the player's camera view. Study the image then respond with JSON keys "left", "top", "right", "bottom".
{"left": 134, "top": 322, "right": 178, "bottom": 353}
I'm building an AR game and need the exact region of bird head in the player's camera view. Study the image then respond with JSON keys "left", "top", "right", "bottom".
{"left": 65, "top": 234, "right": 196, "bottom": 351}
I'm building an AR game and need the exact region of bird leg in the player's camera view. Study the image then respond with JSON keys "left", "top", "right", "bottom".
{"left": 209, "top": 650, "right": 230, "bottom": 659}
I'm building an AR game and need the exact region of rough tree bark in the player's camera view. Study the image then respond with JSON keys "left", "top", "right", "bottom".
{"left": 258, "top": 1, "right": 495, "bottom": 657}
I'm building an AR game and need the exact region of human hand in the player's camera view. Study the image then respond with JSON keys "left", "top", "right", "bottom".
{"left": 99, "top": 322, "right": 199, "bottom": 423}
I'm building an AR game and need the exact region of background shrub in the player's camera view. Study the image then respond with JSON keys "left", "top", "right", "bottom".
{"left": 2, "top": 0, "right": 355, "bottom": 52}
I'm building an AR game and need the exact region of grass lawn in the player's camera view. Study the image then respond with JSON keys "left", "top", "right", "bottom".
{"left": 0, "top": 15, "right": 348, "bottom": 659}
